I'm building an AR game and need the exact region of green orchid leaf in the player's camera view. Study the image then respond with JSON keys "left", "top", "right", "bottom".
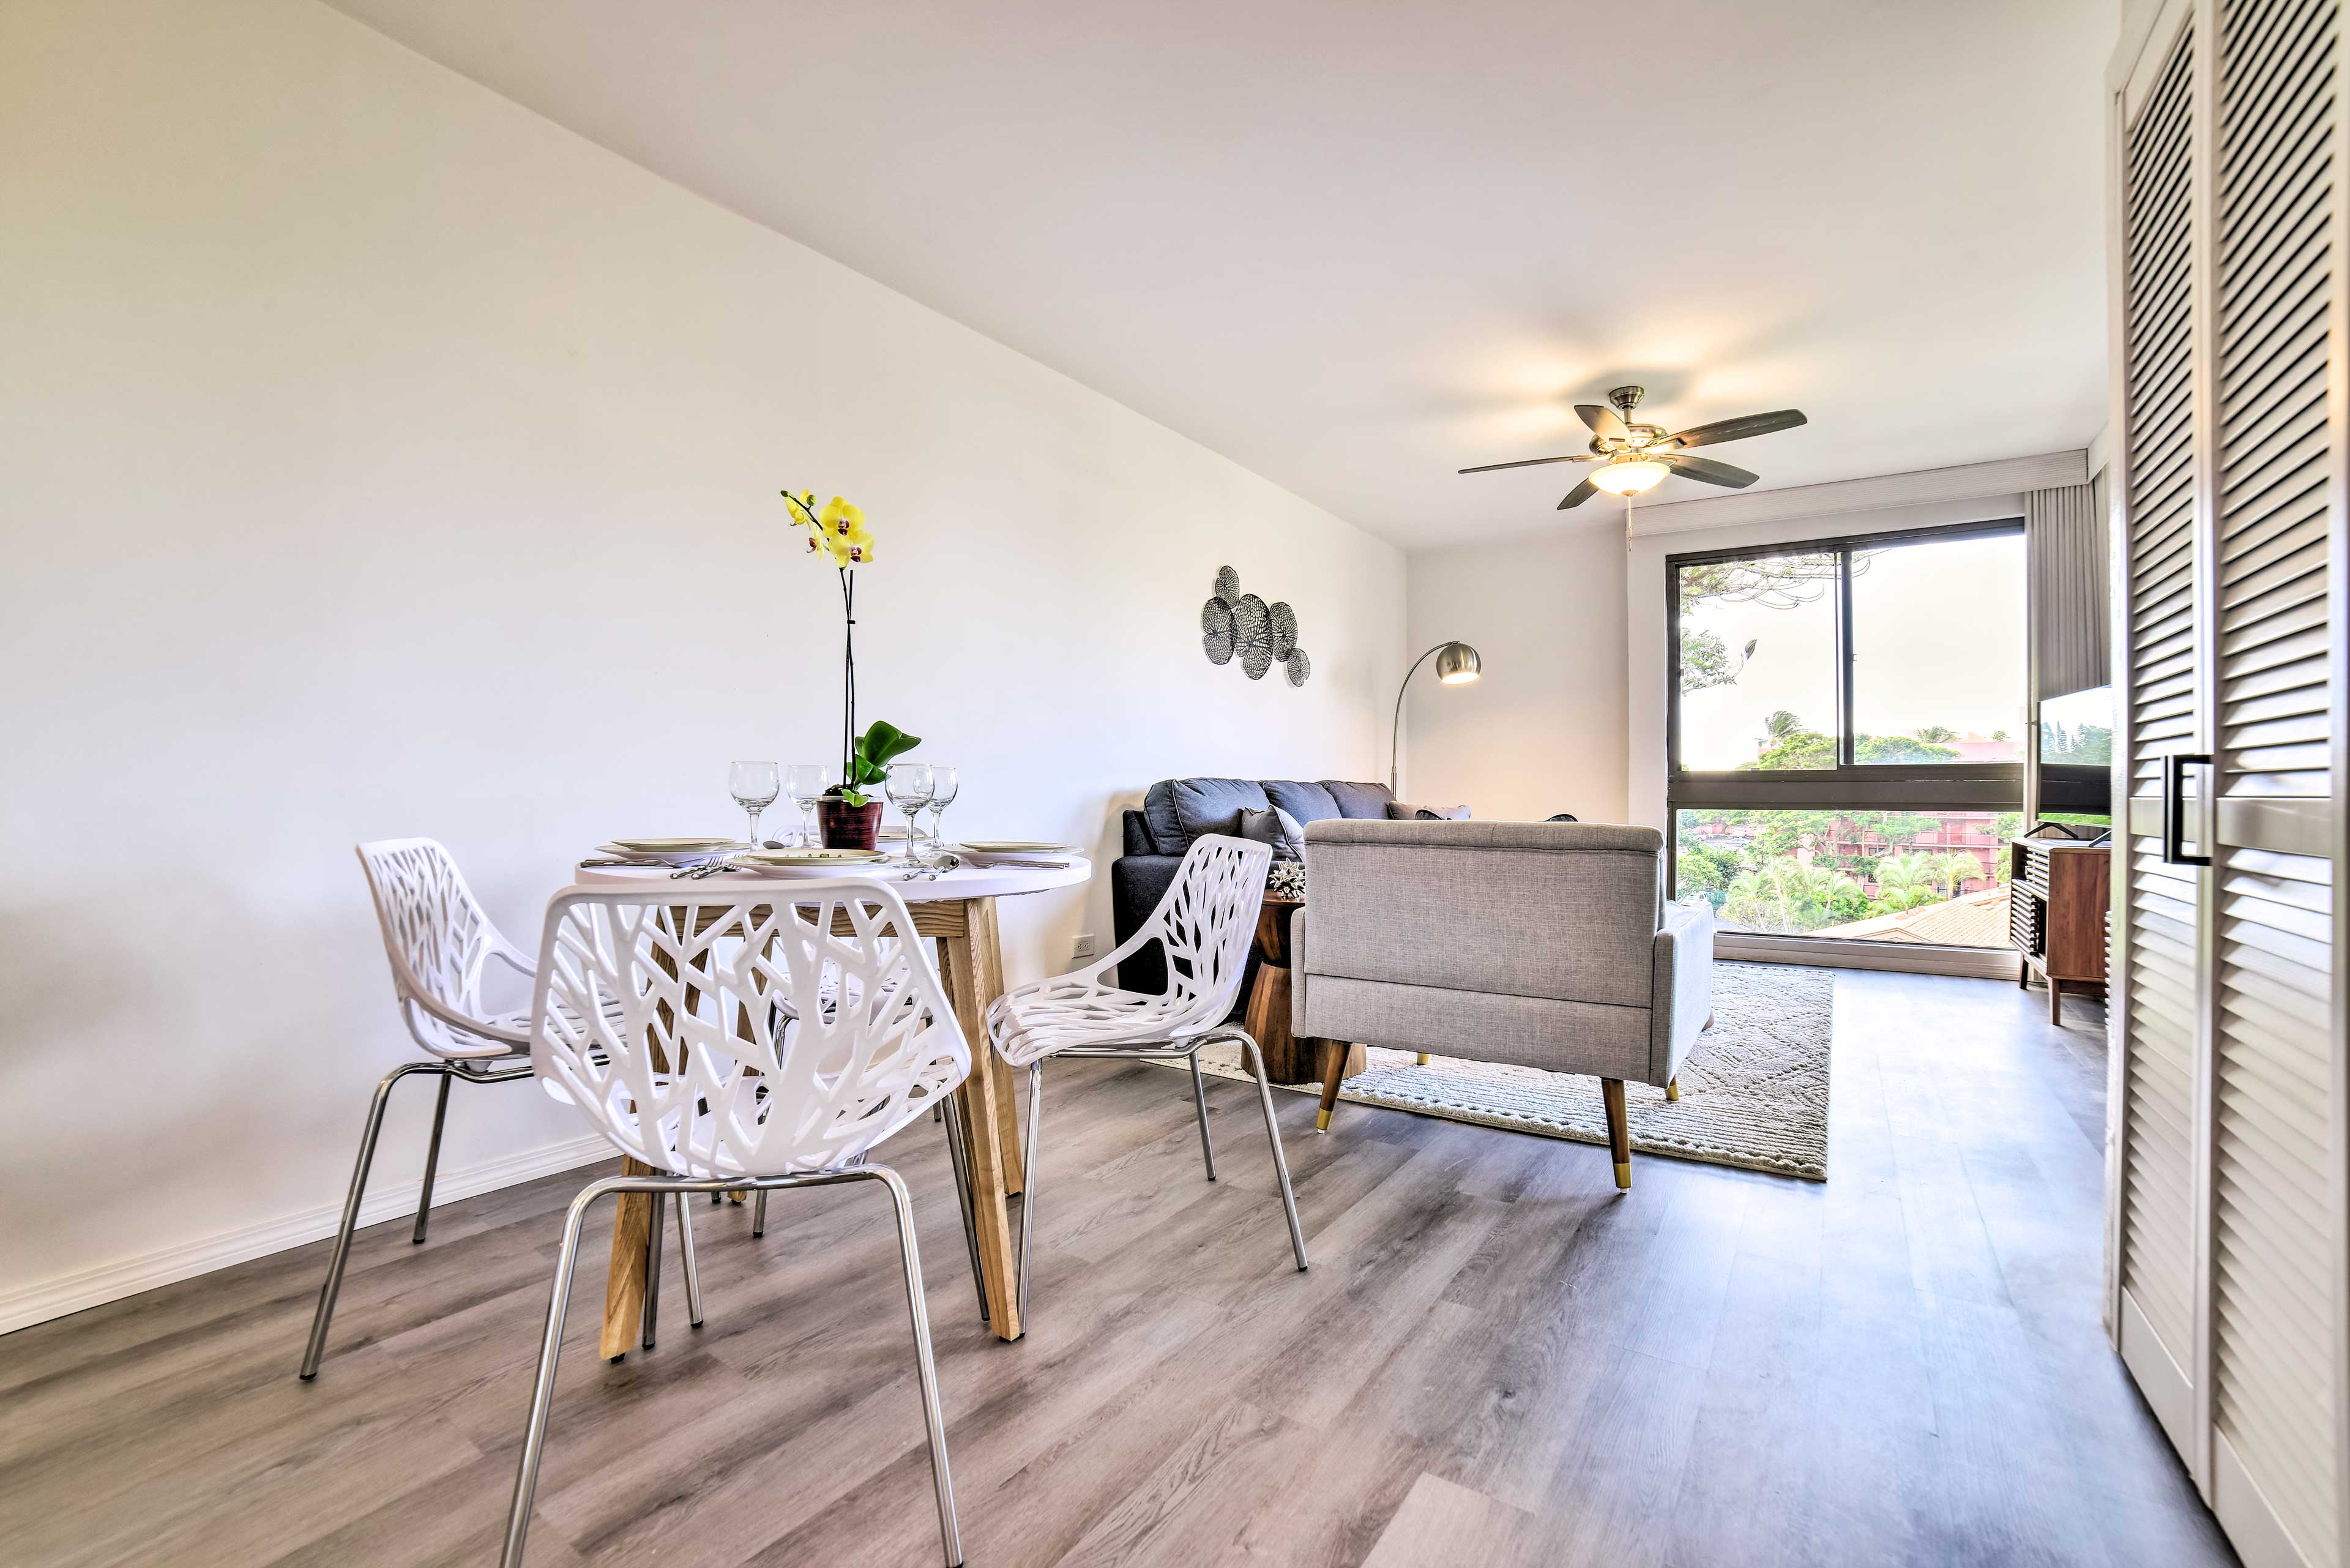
{"left": 853, "top": 720, "right": 922, "bottom": 769}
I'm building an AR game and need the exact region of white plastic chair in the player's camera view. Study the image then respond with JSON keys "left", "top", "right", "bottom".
{"left": 985, "top": 834, "right": 1308, "bottom": 1325}
{"left": 299, "top": 839, "right": 562, "bottom": 1379}
{"left": 498, "top": 879, "right": 970, "bottom": 1568}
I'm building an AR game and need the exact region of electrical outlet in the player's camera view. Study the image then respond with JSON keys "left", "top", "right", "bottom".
{"left": 1072, "top": 933, "right": 1097, "bottom": 959}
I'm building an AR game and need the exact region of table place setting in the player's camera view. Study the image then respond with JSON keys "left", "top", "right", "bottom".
{"left": 570, "top": 756, "right": 1091, "bottom": 885}
{"left": 949, "top": 840, "right": 1083, "bottom": 869}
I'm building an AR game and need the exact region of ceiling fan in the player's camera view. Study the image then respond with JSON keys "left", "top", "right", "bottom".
{"left": 1459, "top": 386, "right": 1807, "bottom": 509}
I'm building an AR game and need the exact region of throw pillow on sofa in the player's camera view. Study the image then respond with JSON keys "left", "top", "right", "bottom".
{"left": 1386, "top": 801, "right": 1471, "bottom": 820}
{"left": 1236, "top": 805, "right": 1306, "bottom": 860}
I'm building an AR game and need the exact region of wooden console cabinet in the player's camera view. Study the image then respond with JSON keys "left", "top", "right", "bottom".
{"left": 2007, "top": 836, "right": 2108, "bottom": 1025}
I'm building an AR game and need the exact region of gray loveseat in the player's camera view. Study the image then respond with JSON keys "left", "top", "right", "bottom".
{"left": 1292, "top": 818, "right": 1715, "bottom": 1189}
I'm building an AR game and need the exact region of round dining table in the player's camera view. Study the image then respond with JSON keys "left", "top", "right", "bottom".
{"left": 571, "top": 854, "right": 1092, "bottom": 1349}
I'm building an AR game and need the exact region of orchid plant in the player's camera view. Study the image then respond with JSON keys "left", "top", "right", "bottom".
{"left": 782, "top": 489, "right": 893, "bottom": 805}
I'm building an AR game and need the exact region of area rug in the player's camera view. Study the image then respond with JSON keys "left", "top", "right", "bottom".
{"left": 1169, "top": 961, "right": 1832, "bottom": 1181}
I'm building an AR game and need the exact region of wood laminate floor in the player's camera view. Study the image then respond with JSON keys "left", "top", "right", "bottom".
{"left": 0, "top": 971, "right": 2237, "bottom": 1567}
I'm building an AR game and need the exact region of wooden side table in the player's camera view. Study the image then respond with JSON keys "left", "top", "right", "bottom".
{"left": 1244, "top": 895, "right": 1364, "bottom": 1085}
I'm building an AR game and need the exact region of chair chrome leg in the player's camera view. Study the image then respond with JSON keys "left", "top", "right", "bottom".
{"left": 1188, "top": 1050, "right": 1217, "bottom": 1182}
{"left": 868, "top": 1167, "right": 963, "bottom": 1567}
{"left": 1239, "top": 1036, "right": 1310, "bottom": 1272}
{"left": 299, "top": 1060, "right": 441, "bottom": 1379}
{"left": 675, "top": 1187, "right": 705, "bottom": 1329}
{"left": 939, "top": 1095, "right": 991, "bottom": 1322}
{"left": 412, "top": 1070, "right": 453, "bottom": 1245}
{"left": 752, "top": 1189, "right": 768, "bottom": 1238}
{"left": 499, "top": 1179, "right": 604, "bottom": 1568}
{"left": 640, "top": 1192, "right": 665, "bottom": 1351}
{"left": 1017, "top": 1063, "right": 1043, "bottom": 1331}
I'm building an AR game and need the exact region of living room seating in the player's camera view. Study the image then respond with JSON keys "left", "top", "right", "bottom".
{"left": 502, "top": 881, "right": 969, "bottom": 1568}
{"left": 1114, "top": 777, "right": 1397, "bottom": 998}
{"left": 989, "top": 834, "right": 1309, "bottom": 1324}
{"left": 1291, "top": 819, "right": 1715, "bottom": 1190}
{"left": 300, "top": 840, "right": 558, "bottom": 1379}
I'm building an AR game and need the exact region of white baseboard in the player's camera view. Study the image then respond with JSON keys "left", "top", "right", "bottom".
{"left": 0, "top": 1133, "right": 613, "bottom": 1336}
{"left": 1717, "top": 931, "right": 2024, "bottom": 980}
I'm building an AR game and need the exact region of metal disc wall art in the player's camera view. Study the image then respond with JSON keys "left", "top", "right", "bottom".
{"left": 1199, "top": 597, "right": 1236, "bottom": 665}
{"left": 1199, "top": 567, "right": 1310, "bottom": 685}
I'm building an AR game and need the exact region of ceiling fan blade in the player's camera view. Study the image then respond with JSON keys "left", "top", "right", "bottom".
{"left": 1663, "top": 452, "right": 1759, "bottom": 488}
{"left": 1457, "top": 453, "right": 1599, "bottom": 474}
{"left": 1575, "top": 403, "right": 1629, "bottom": 442}
{"left": 1662, "top": 409, "right": 1807, "bottom": 449}
{"left": 1557, "top": 476, "right": 1602, "bottom": 509}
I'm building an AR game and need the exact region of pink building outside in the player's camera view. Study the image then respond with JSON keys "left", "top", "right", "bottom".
{"left": 1684, "top": 809, "right": 2009, "bottom": 898}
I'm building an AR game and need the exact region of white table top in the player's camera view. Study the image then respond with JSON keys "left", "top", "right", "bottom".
{"left": 572, "top": 854, "right": 1091, "bottom": 902}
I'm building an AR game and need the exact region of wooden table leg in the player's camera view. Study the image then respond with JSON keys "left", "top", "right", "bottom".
{"left": 602, "top": 913, "right": 694, "bottom": 1360}
{"left": 600, "top": 1157, "right": 655, "bottom": 1361}
{"left": 938, "top": 897, "right": 1024, "bottom": 1341}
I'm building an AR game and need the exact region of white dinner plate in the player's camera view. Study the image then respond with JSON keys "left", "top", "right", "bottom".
{"left": 953, "top": 840, "right": 1081, "bottom": 855}
{"left": 740, "top": 847, "right": 888, "bottom": 865}
{"left": 610, "top": 836, "right": 737, "bottom": 853}
{"left": 596, "top": 840, "right": 740, "bottom": 867}
{"left": 737, "top": 848, "right": 893, "bottom": 878}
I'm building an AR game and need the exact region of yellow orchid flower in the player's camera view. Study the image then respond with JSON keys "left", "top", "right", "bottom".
{"left": 782, "top": 488, "right": 875, "bottom": 567}
{"left": 817, "top": 496, "right": 875, "bottom": 565}
{"left": 818, "top": 497, "right": 865, "bottom": 540}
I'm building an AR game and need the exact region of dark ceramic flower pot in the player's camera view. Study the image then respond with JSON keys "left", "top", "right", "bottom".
{"left": 817, "top": 797, "right": 883, "bottom": 851}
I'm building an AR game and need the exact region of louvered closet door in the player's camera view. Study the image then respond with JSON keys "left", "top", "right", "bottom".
{"left": 2209, "top": 0, "right": 2344, "bottom": 1561}
{"left": 2117, "top": 17, "right": 2206, "bottom": 1416}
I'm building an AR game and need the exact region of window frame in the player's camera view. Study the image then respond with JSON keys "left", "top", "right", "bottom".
{"left": 1665, "top": 517, "right": 2027, "bottom": 902}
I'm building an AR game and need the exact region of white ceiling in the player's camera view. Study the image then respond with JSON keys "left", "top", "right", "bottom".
{"left": 325, "top": 0, "right": 2114, "bottom": 548}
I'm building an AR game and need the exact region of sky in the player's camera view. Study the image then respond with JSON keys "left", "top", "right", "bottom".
{"left": 1679, "top": 532, "right": 2027, "bottom": 769}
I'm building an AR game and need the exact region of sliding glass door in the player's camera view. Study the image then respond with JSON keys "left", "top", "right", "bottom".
{"left": 1667, "top": 521, "right": 2027, "bottom": 948}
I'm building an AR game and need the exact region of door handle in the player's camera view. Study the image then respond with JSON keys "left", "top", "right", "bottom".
{"left": 2162, "top": 752, "right": 2212, "bottom": 867}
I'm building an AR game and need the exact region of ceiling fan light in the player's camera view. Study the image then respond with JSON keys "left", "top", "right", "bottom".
{"left": 1591, "top": 457, "right": 1671, "bottom": 496}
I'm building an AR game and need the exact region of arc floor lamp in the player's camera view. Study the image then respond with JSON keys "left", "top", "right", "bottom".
{"left": 1390, "top": 640, "right": 1482, "bottom": 793}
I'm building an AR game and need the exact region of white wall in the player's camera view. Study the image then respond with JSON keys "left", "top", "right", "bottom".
{"left": 0, "top": 0, "right": 1404, "bottom": 1327}
{"left": 1400, "top": 525, "right": 1630, "bottom": 823}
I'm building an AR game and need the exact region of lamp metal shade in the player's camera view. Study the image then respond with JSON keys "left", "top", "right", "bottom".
{"left": 1435, "top": 642, "right": 1482, "bottom": 684}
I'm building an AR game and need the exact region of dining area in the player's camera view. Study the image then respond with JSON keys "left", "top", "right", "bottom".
{"left": 275, "top": 742, "right": 1311, "bottom": 1567}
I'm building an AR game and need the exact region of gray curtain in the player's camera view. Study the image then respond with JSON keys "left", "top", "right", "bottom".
{"left": 2029, "top": 480, "right": 2108, "bottom": 700}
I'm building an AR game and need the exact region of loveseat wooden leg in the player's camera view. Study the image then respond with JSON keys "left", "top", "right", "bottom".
{"left": 1665, "top": 1076, "right": 1680, "bottom": 1102}
{"left": 1316, "top": 1038, "right": 1348, "bottom": 1132}
{"left": 1601, "top": 1078, "right": 1631, "bottom": 1190}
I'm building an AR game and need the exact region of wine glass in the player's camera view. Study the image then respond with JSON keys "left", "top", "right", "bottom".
{"left": 785, "top": 764, "right": 832, "bottom": 847}
{"left": 922, "top": 766, "right": 958, "bottom": 862}
{"left": 728, "top": 760, "right": 780, "bottom": 849}
{"left": 884, "top": 763, "right": 933, "bottom": 866}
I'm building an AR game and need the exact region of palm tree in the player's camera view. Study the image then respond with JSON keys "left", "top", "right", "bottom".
{"left": 1939, "top": 851, "right": 1984, "bottom": 897}
{"left": 1723, "top": 859, "right": 1862, "bottom": 933}
{"left": 1873, "top": 851, "right": 1939, "bottom": 903}
{"left": 1762, "top": 709, "right": 1803, "bottom": 741}
{"left": 1915, "top": 724, "right": 1958, "bottom": 744}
